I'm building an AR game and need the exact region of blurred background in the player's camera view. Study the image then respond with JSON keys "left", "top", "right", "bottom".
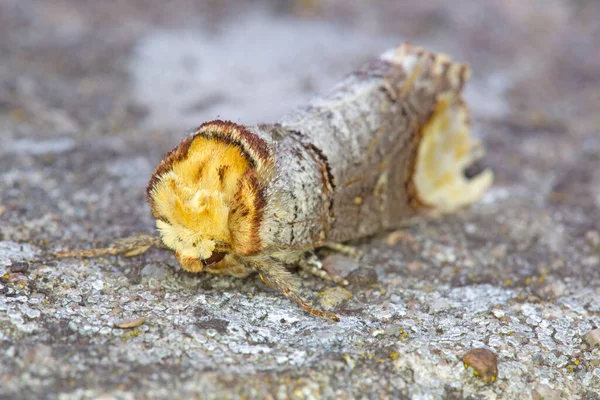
{"left": 2, "top": 0, "right": 598, "bottom": 131}
{"left": 1, "top": 2, "right": 600, "bottom": 398}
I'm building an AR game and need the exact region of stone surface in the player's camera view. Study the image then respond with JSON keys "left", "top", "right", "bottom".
{"left": 462, "top": 347, "right": 499, "bottom": 384}
{"left": 1, "top": 0, "right": 599, "bottom": 399}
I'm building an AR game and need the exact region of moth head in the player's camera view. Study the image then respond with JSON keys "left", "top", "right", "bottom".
{"left": 146, "top": 120, "right": 272, "bottom": 272}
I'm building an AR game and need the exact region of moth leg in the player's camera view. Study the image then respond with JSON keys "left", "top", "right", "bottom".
{"left": 299, "top": 252, "right": 349, "bottom": 286}
{"left": 322, "top": 242, "right": 363, "bottom": 259}
{"left": 55, "top": 234, "right": 167, "bottom": 259}
{"left": 253, "top": 261, "right": 340, "bottom": 322}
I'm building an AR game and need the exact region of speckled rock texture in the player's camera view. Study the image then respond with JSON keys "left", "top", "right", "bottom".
{"left": 1, "top": 1, "right": 599, "bottom": 399}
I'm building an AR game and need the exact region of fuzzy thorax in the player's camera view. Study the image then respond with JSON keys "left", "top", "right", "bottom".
{"left": 146, "top": 121, "right": 271, "bottom": 272}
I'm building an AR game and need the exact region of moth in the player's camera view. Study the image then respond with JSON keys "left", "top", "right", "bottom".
{"left": 56, "top": 43, "right": 493, "bottom": 321}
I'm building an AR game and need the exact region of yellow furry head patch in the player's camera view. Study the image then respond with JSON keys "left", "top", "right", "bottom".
{"left": 146, "top": 120, "right": 272, "bottom": 272}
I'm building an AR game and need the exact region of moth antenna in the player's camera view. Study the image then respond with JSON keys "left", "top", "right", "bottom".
{"left": 55, "top": 234, "right": 166, "bottom": 259}
{"left": 253, "top": 262, "right": 340, "bottom": 322}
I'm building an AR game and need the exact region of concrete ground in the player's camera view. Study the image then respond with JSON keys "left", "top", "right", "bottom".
{"left": 0, "top": 1, "right": 599, "bottom": 399}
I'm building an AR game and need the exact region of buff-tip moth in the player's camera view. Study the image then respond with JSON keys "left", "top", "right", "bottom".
{"left": 56, "top": 43, "right": 493, "bottom": 321}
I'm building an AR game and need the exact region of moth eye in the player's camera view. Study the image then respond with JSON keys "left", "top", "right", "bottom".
{"left": 192, "top": 242, "right": 197, "bottom": 247}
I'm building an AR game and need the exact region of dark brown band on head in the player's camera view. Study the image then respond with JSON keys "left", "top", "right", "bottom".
{"left": 247, "top": 170, "right": 267, "bottom": 255}
{"left": 197, "top": 120, "right": 271, "bottom": 165}
{"left": 146, "top": 120, "right": 272, "bottom": 219}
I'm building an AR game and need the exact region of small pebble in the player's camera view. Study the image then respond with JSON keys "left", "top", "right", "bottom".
{"left": 9, "top": 262, "right": 28, "bottom": 273}
{"left": 114, "top": 317, "right": 147, "bottom": 329}
{"left": 346, "top": 268, "right": 378, "bottom": 287}
{"left": 318, "top": 286, "right": 353, "bottom": 311}
{"left": 463, "top": 348, "right": 498, "bottom": 383}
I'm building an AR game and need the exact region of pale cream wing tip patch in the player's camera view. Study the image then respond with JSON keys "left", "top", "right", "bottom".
{"left": 425, "top": 168, "right": 494, "bottom": 213}
{"left": 412, "top": 91, "right": 493, "bottom": 215}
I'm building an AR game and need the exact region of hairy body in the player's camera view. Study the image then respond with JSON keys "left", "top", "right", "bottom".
{"left": 57, "top": 44, "right": 492, "bottom": 321}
